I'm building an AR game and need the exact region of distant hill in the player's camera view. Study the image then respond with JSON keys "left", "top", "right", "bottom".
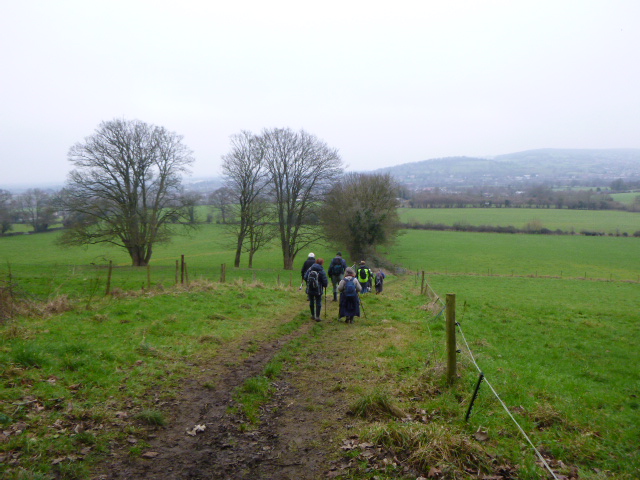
{"left": 375, "top": 148, "right": 640, "bottom": 189}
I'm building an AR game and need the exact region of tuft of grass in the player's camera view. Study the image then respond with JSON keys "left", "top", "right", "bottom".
{"left": 12, "top": 345, "right": 48, "bottom": 368}
{"left": 232, "top": 375, "right": 273, "bottom": 424}
{"left": 135, "top": 342, "right": 160, "bottom": 357}
{"left": 348, "top": 391, "right": 407, "bottom": 420}
{"left": 363, "top": 422, "right": 493, "bottom": 477}
{"left": 134, "top": 409, "right": 166, "bottom": 426}
{"left": 263, "top": 360, "right": 282, "bottom": 379}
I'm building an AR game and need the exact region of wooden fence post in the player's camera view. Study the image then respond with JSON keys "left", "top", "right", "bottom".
{"left": 220, "top": 263, "right": 226, "bottom": 283}
{"left": 181, "top": 255, "right": 185, "bottom": 285}
{"left": 420, "top": 271, "right": 425, "bottom": 295}
{"left": 105, "top": 260, "right": 113, "bottom": 296}
{"left": 446, "top": 293, "right": 457, "bottom": 385}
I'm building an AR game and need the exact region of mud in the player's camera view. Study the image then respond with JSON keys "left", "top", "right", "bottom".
{"left": 93, "top": 314, "right": 348, "bottom": 480}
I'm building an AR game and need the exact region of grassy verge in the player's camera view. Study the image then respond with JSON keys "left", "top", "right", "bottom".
{"left": 0, "top": 280, "right": 305, "bottom": 479}
{"left": 277, "top": 273, "right": 639, "bottom": 479}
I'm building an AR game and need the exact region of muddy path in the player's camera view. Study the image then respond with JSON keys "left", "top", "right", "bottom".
{"left": 93, "top": 299, "right": 357, "bottom": 480}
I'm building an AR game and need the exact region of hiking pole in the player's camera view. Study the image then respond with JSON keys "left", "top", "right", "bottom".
{"left": 298, "top": 280, "right": 304, "bottom": 291}
{"left": 324, "top": 287, "right": 327, "bottom": 319}
{"left": 357, "top": 293, "right": 367, "bottom": 319}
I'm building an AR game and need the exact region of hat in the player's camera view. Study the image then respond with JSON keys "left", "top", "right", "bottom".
{"left": 337, "top": 252, "right": 342, "bottom": 256}
{"left": 360, "top": 260, "right": 366, "bottom": 265}
{"left": 309, "top": 252, "right": 315, "bottom": 258}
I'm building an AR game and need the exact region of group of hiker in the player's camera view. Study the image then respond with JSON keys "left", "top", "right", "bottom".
{"left": 301, "top": 252, "right": 386, "bottom": 323}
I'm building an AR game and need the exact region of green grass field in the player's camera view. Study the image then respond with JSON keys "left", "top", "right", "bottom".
{"left": 398, "top": 207, "right": 640, "bottom": 234}
{"left": 387, "top": 229, "right": 640, "bottom": 281}
{"left": 610, "top": 191, "right": 640, "bottom": 205}
{"left": 0, "top": 225, "right": 343, "bottom": 299}
{"left": 1, "top": 222, "right": 639, "bottom": 478}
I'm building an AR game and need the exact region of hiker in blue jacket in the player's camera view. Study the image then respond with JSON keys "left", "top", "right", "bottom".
{"left": 327, "top": 252, "right": 347, "bottom": 302}
{"left": 337, "top": 267, "right": 362, "bottom": 324}
{"left": 304, "top": 258, "right": 328, "bottom": 321}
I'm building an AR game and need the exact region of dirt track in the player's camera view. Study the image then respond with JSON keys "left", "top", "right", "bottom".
{"left": 93, "top": 300, "right": 356, "bottom": 480}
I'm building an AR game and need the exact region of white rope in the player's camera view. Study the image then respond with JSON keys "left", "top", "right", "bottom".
{"left": 424, "top": 280, "right": 560, "bottom": 477}
{"left": 456, "top": 322, "right": 560, "bottom": 480}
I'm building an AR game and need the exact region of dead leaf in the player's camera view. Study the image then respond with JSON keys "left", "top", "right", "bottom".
{"left": 141, "top": 451, "right": 159, "bottom": 458}
{"left": 474, "top": 427, "right": 490, "bottom": 442}
{"left": 428, "top": 466, "right": 442, "bottom": 477}
{"left": 185, "top": 424, "right": 206, "bottom": 436}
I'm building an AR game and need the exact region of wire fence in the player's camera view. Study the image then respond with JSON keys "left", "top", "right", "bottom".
{"left": 420, "top": 275, "right": 560, "bottom": 480}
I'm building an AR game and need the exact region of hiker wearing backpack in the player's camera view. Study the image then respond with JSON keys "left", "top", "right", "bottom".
{"left": 300, "top": 252, "right": 316, "bottom": 286}
{"left": 338, "top": 267, "right": 362, "bottom": 324}
{"left": 327, "top": 252, "right": 347, "bottom": 302}
{"left": 356, "top": 260, "right": 373, "bottom": 294}
{"left": 374, "top": 269, "right": 386, "bottom": 294}
{"left": 304, "top": 258, "right": 328, "bottom": 322}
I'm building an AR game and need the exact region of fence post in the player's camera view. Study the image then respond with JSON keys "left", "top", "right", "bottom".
{"left": 446, "top": 293, "right": 457, "bottom": 385}
{"left": 181, "top": 255, "right": 185, "bottom": 284}
{"left": 105, "top": 260, "right": 113, "bottom": 296}
{"left": 220, "top": 263, "right": 226, "bottom": 283}
{"left": 421, "top": 271, "right": 425, "bottom": 295}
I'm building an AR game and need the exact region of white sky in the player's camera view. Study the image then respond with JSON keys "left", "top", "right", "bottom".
{"left": 1, "top": 0, "right": 639, "bottom": 186}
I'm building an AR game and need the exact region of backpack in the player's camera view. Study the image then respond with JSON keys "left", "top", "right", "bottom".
{"left": 330, "top": 258, "right": 345, "bottom": 276}
{"left": 307, "top": 270, "right": 320, "bottom": 295}
{"left": 375, "top": 272, "right": 383, "bottom": 286}
{"left": 343, "top": 277, "right": 357, "bottom": 297}
{"left": 357, "top": 267, "right": 370, "bottom": 283}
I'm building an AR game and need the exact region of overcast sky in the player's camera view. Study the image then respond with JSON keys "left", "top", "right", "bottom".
{"left": 1, "top": 0, "right": 639, "bottom": 187}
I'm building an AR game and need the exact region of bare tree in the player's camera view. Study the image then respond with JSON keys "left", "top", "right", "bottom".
{"left": 59, "top": 119, "right": 194, "bottom": 266}
{"left": 208, "top": 187, "right": 234, "bottom": 224}
{"left": 17, "top": 188, "right": 57, "bottom": 233}
{"left": 260, "top": 128, "right": 342, "bottom": 269}
{"left": 181, "top": 191, "right": 202, "bottom": 224}
{"left": 0, "top": 189, "right": 13, "bottom": 235}
{"left": 222, "top": 131, "right": 270, "bottom": 268}
{"left": 243, "top": 197, "right": 276, "bottom": 268}
{"left": 320, "top": 173, "right": 399, "bottom": 260}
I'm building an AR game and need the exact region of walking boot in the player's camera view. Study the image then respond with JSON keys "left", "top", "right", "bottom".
{"left": 332, "top": 292, "right": 337, "bottom": 302}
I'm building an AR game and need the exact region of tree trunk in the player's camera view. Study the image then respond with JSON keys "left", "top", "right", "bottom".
{"left": 129, "top": 245, "right": 149, "bottom": 266}
{"left": 234, "top": 238, "right": 242, "bottom": 268}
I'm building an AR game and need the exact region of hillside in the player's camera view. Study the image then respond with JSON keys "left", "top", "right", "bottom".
{"left": 375, "top": 148, "right": 640, "bottom": 189}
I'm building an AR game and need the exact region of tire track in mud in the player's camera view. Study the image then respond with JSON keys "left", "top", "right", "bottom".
{"left": 94, "top": 300, "right": 343, "bottom": 480}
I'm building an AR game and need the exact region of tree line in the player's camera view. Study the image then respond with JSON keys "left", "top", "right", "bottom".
{"left": 408, "top": 183, "right": 640, "bottom": 211}
{"left": 2, "top": 119, "right": 400, "bottom": 269}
